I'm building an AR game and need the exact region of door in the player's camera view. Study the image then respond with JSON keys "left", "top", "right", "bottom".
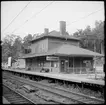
{"left": 60, "top": 60, "right": 65, "bottom": 72}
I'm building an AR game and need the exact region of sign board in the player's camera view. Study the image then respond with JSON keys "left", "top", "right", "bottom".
{"left": 46, "top": 56, "right": 59, "bottom": 61}
{"left": 8, "top": 57, "right": 11, "bottom": 67}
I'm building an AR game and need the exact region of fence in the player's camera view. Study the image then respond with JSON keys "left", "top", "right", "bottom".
{"left": 66, "top": 67, "right": 95, "bottom": 74}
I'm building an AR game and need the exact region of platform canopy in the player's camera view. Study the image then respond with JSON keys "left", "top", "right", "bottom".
{"left": 20, "top": 44, "right": 104, "bottom": 59}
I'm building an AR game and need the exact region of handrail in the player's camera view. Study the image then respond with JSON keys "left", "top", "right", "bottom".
{"left": 65, "top": 67, "right": 95, "bottom": 74}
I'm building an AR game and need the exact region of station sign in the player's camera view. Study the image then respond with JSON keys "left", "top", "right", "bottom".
{"left": 46, "top": 56, "right": 59, "bottom": 61}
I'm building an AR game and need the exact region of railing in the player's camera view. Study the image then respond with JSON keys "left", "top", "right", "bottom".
{"left": 66, "top": 67, "right": 95, "bottom": 74}
{"left": 26, "top": 66, "right": 97, "bottom": 75}
{"left": 29, "top": 66, "right": 51, "bottom": 72}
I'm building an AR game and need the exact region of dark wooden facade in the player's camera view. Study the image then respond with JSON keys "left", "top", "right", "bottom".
{"left": 22, "top": 35, "right": 95, "bottom": 74}
{"left": 21, "top": 21, "right": 103, "bottom": 74}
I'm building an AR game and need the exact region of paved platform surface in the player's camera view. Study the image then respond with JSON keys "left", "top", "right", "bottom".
{"left": 3, "top": 97, "right": 10, "bottom": 104}
{"left": 3, "top": 68, "right": 105, "bottom": 86}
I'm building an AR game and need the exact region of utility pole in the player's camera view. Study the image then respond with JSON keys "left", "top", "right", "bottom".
{"left": 94, "top": 39, "right": 97, "bottom": 79}
{"left": 100, "top": 38, "right": 103, "bottom": 54}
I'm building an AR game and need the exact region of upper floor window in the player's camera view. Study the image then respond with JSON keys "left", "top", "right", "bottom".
{"left": 38, "top": 43, "right": 47, "bottom": 52}
{"left": 25, "top": 49, "right": 31, "bottom": 54}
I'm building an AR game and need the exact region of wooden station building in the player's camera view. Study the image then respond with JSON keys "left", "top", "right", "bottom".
{"left": 20, "top": 21, "right": 103, "bottom": 74}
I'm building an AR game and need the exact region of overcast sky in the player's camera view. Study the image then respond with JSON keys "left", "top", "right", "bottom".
{"left": 1, "top": 1, "right": 104, "bottom": 40}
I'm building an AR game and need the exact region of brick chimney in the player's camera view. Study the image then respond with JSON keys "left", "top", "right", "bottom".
{"left": 44, "top": 28, "right": 49, "bottom": 35}
{"left": 60, "top": 21, "right": 66, "bottom": 35}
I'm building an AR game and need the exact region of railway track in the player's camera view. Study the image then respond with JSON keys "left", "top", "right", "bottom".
{"left": 3, "top": 72, "right": 105, "bottom": 104}
{"left": 3, "top": 84, "right": 36, "bottom": 104}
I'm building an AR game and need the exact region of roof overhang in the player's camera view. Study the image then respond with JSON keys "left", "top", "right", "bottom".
{"left": 30, "top": 34, "right": 80, "bottom": 43}
{"left": 19, "top": 44, "right": 104, "bottom": 59}
{"left": 53, "top": 53, "right": 100, "bottom": 57}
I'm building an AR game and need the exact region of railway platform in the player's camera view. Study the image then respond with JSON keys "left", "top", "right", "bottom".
{"left": 3, "top": 97, "right": 10, "bottom": 104}
{"left": 3, "top": 68, "right": 105, "bottom": 86}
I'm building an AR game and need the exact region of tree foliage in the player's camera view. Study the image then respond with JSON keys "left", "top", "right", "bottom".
{"left": 2, "top": 34, "right": 16, "bottom": 62}
{"left": 12, "top": 36, "right": 23, "bottom": 61}
{"left": 22, "top": 34, "right": 33, "bottom": 54}
{"left": 73, "top": 20, "right": 104, "bottom": 53}
{"left": 1, "top": 33, "right": 34, "bottom": 63}
{"left": 2, "top": 34, "right": 23, "bottom": 63}
{"left": 23, "top": 34, "right": 33, "bottom": 48}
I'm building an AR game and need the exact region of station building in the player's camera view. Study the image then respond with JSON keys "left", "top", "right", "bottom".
{"left": 20, "top": 21, "right": 103, "bottom": 74}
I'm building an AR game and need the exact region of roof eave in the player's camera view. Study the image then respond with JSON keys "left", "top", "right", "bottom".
{"left": 53, "top": 53, "right": 98, "bottom": 57}
{"left": 30, "top": 35, "right": 80, "bottom": 43}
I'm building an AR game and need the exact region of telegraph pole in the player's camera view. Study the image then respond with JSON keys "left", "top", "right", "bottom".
{"left": 94, "top": 39, "right": 97, "bottom": 79}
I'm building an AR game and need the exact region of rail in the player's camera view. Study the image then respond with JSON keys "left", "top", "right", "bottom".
{"left": 3, "top": 73, "right": 104, "bottom": 104}
{"left": 3, "top": 83, "right": 36, "bottom": 104}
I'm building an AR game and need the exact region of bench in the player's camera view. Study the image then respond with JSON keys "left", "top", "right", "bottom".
{"left": 40, "top": 68, "right": 49, "bottom": 73}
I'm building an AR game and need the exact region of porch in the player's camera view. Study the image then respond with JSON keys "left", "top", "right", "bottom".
{"left": 25, "top": 55, "right": 95, "bottom": 74}
{"left": 21, "top": 44, "right": 103, "bottom": 74}
{"left": 59, "top": 56, "right": 94, "bottom": 74}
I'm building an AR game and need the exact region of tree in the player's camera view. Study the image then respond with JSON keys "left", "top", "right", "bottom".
{"left": 91, "top": 20, "right": 104, "bottom": 53}
{"left": 2, "top": 34, "right": 16, "bottom": 62}
{"left": 33, "top": 33, "right": 40, "bottom": 39}
{"left": 73, "top": 20, "right": 104, "bottom": 53}
{"left": 1, "top": 34, "right": 23, "bottom": 63}
{"left": 92, "top": 20, "right": 104, "bottom": 39}
{"left": 12, "top": 36, "right": 23, "bottom": 61}
{"left": 22, "top": 34, "right": 33, "bottom": 54}
{"left": 23, "top": 34, "right": 33, "bottom": 48}
{"left": 83, "top": 25, "right": 92, "bottom": 35}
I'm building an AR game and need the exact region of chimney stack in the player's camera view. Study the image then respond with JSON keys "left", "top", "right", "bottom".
{"left": 44, "top": 28, "right": 49, "bottom": 35}
{"left": 60, "top": 21, "right": 66, "bottom": 35}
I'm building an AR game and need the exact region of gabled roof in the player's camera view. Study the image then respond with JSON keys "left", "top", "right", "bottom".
{"left": 30, "top": 30, "right": 80, "bottom": 43}
{"left": 20, "top": 44, "right": 104, "bottom": 59}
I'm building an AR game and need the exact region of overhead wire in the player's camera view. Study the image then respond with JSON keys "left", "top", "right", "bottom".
{"left": 55, "top": 8, "right": 104, "bottom": 31}
{"left": 3, "top": 2, "right": 103, "bottom": 35}
{"left": 1, "top": 1, "right": 31, "bottom": 33}
{"left": 67, "top": 8, "right": 104, "bottom": 26}
{"left": 12, "top": 1, "right": 55, "bottom": 34}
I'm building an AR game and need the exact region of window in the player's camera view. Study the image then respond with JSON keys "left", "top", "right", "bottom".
{"left": 69, "top": 58, "right": 73, "bottom": 67}
{"left": 51, "top": 62, "right": 58, "bottom": 68}
{"left": 41, "top": 62, "right": 44, "bottom": 67}
{"left": 38, "top": 61, "right": 44, "bottom": 67}
{"left": 38, "top": 43, "right": 47, "bottom": 52}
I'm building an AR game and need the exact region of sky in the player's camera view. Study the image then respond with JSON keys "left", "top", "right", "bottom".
{"left": 1, "top": 1, "right": 104, "bottom": 40}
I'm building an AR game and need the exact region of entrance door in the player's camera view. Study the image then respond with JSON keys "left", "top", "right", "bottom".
{"left": 60, "top": 60, "right": 65, "bottom": 72}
